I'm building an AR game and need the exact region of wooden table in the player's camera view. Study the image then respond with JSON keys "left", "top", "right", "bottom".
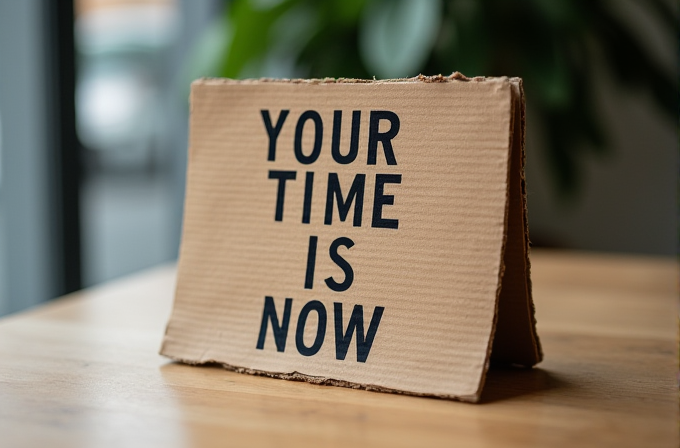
{"left": 0, "top": 250, "right": 676, "bottom": 447}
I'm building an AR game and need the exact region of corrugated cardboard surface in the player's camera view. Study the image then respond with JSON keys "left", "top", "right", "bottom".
{"left": 162, "top": 76, "right": 540, "bottom": 402}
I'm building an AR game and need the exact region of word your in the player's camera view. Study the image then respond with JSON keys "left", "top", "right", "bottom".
{"left": 261, "top": 109, "right": 399, "bottom": 165}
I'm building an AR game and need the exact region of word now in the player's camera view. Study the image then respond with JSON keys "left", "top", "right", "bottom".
{"left": 256, "top": 297, "right": 385, "bottom": 362}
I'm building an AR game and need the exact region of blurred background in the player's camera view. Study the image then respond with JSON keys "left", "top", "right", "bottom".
{"left": 0, "top": 0, "right": 676, "bottom": 316}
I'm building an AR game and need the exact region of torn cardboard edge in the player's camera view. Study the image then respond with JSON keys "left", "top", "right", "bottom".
{"left": 162, "top": 73, "right": 542, "bottom": 403}
{"left": 486, "top": 78, "right": 542, "bottom": 372}
{"left": 162, "top": 356, "right": 485, "bottom": 402}
{"left": 194, "top": 71, "right": 516, "bottom": 86}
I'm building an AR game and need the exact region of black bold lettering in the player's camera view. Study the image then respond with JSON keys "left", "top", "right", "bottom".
{"left": 294, "top": 110, "right": 323, "bottom": 164}
{"left": 324, "top": 237, "right": 354, "bottom": 292}
{"left": 304, "top": 235, "right": 318, "bottom": 289}
{"left": 367, "top": 110, "right": 399, "bottom": 165}
{"left": 324, "top": 173, "right": 365, "bottom": 227}
{"left": 372, "top": 174, "right": 401, "bottom": 229}
{"left": 261, "top": 110, "right": 289, "bottom": 161}
{"left": 302, "top": 171, "right": 314, "bottom": 224}
{"left": 295, "top": 300, "right": 327, "bottom": 356}
{"left": 256, "top": 296, "right": 292, "bottom": 352}
{"left": 333, "top": 303, "right": 385, "bottom": 362}
{"left": 268, "top": 170, "right": 297, "bottom": 221}
{"left": 331, "top": 110, "right": 360, "bottom": 164}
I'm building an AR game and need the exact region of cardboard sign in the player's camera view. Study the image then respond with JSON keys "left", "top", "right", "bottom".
{"left": 161, "top": 74, "right": 542, "bottom": 402}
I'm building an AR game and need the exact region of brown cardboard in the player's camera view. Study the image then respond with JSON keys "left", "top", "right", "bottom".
{"left": 161, "top": 74, "right": 542, "bottom": 402}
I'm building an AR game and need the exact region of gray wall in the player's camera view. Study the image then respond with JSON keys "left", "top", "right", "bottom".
{"left": 527, "top": 68, "right": 677, "bottom": 255}
{"left": 0, "top": 0, "right": 58, "bottom": 315}
{"left": 525, "top": 2, "right": 677, "bottom": 256}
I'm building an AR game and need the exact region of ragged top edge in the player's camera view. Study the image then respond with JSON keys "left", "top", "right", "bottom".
{"left": 192, "top": 72, "right": 522, "bottom": 87}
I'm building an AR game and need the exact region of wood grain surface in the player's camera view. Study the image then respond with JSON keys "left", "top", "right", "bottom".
{"left": 0, "top": 250, "right": 677, "bottom": 447}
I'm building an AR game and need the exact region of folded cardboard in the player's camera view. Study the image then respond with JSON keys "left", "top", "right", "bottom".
{"left": 161, "top": 74, "right": 542, "bottom": 402}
